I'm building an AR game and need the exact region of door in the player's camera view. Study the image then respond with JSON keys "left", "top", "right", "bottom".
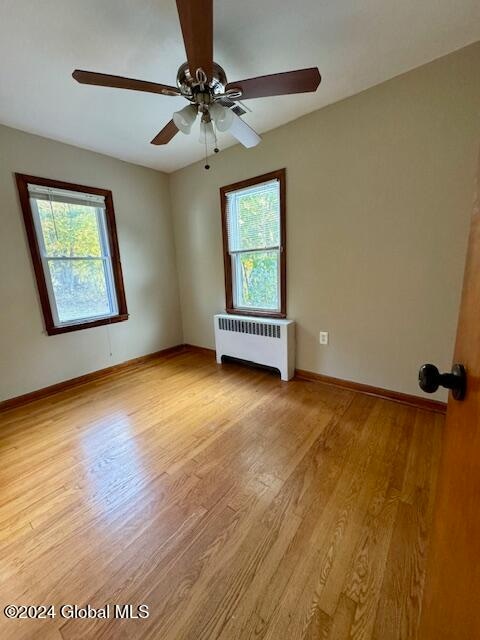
{"left": 419, "top": 155, "right": 480, "bottom": 639}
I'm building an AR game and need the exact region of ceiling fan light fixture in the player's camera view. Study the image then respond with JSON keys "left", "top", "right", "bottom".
{"left": 173, "top": 104, "right": 197, "bottom": 134}
{"left": 209, "top": 103, "right": 234, "bottom": 132}
{"left": 72, "top": 1, "right": 322, "bottom": 153}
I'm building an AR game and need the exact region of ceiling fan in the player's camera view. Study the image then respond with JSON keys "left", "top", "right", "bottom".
{"left": 72, "top": 0, "right": 321, "bottom": 167}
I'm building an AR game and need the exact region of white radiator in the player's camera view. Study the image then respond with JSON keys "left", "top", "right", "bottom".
{"left": 214, "top": 314, "right": 296, "bottom": 381}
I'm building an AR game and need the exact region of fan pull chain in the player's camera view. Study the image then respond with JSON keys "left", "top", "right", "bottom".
{"left": 213, "top": 123, "right": 219, "bottom": 155}
{"left": 204, "top": 126, "right": 210, "bottom": 170}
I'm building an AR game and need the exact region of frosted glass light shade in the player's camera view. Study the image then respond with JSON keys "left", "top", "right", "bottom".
{"left": 209, "top": 103, "right": 234, "bottom": 132}
{"left": 173, "top": 105, "right": 197, "bottom": 134}
{"left": 199, "top": 120, "right": 216, "bottom": 145}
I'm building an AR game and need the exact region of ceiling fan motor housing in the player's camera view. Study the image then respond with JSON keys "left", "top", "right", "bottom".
{"left": 176, "top": 62, "right": 229, "bottom": 105}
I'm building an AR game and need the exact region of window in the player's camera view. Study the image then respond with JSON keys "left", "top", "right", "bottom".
{"left": 16, "top": 174, "right": 128, "bottom": 335}
{"left": 220, "top": 169, "right": 286, "bottom": 318}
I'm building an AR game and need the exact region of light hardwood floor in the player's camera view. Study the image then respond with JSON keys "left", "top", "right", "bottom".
{"left": 0, "top": 348, "right": 443, "bottom": 640}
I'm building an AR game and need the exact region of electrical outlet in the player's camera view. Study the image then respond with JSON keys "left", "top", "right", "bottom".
{"left": 319, "top": 331, "right": 329, "bottom": 345}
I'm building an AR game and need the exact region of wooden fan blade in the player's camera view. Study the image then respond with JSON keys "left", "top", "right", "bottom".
{"left": 176, "top": 0, "right": 213, "bottom": 79}
{"left": 73, "top": 70, "right": 181, "bottom": 97}
{"left": 150, "top": 120, "right": 179, "bottom": 145}
{"left": 226, "top": 67, "right": 321, "bottom": 100}
{"left": 228, "top": 113, "right": 261, "bottom": 149}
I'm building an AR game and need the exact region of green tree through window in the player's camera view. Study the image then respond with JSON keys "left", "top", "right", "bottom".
{"left": 37, "top": 201, "right": 112, "bottom": 322}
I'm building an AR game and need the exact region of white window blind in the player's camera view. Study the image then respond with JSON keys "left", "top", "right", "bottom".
{"left": 225, "top": 179, "right": 280, "bottom": 253}
{"left": 28, "top": 184, "right": 106, "bottom": 208}
{"left": 28, "top": 183, "right": 119, "bottom": 327}
{"left": 225, "top": 178, "right": 281, "bottom": 312}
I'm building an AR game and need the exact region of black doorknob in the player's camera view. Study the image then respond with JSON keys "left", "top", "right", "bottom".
{"left": 418, "top": 363, "right": 466, "bottom": 400}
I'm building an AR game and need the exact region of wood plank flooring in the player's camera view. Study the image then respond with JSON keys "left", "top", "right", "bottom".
{"left": 0, "top": 349, "right": 443, "bottom": 640}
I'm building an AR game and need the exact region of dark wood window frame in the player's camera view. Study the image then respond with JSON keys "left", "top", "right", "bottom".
{"left": 220, "top": 168, "right": 287, "bottom": 319}
{"left": 15, "top": 173, "right": 128, "bottom": 336}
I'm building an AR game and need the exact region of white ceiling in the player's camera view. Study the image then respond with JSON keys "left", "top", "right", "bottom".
{"left": 1, "top": 0, "right": 479, "bottom": 173}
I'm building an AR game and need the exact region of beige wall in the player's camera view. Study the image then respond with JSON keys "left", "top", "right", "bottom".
{"left": 169, "top": 42, "right": 480, "bottom": 399}
{"left": 0, "top": 125, "right": 182, "bottom": 401}
{"left": 1, "top": 43, "right": 479, "bottom": 403}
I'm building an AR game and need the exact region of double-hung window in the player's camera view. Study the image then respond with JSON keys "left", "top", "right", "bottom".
{"left": 221, "top": 169, "right": 286, "bottom": 317}
{"left": 16, "top": 174, "right": 128, "bottom": 335}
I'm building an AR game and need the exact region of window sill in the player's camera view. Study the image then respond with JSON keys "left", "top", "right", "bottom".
{"left": 225, "top": 307, "right": 286, "bottom": 320}
{"left": 46, "top": 313, "right": 129, "bottom": 336}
